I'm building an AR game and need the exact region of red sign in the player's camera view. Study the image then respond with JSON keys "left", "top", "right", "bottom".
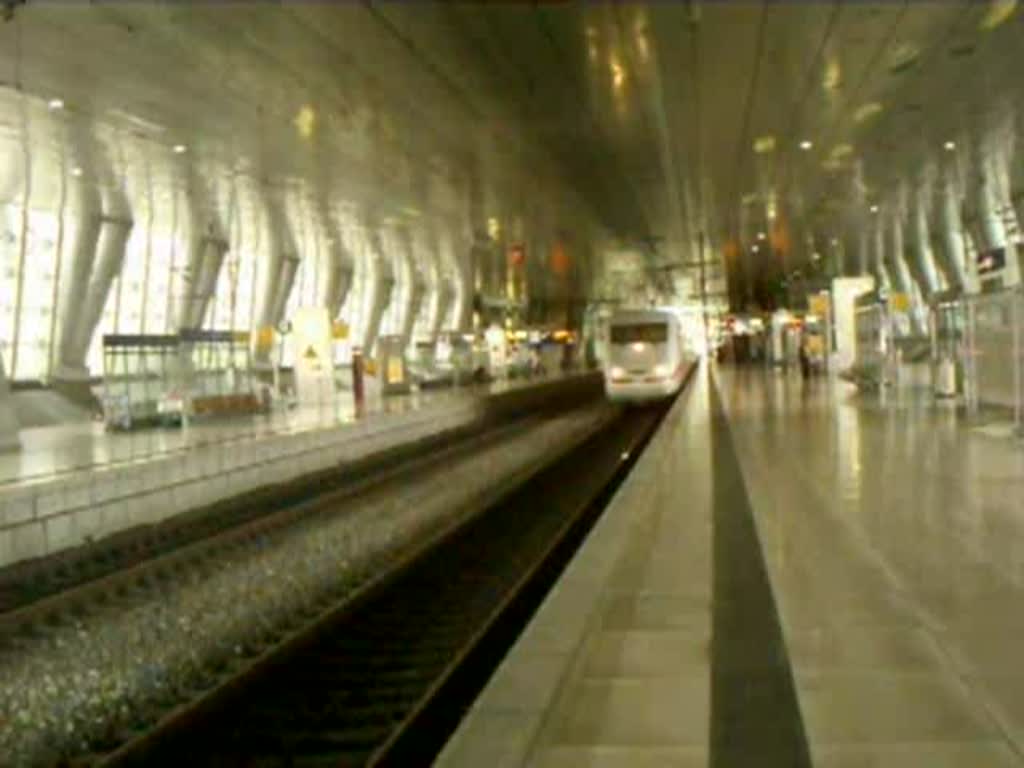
{"left": 550, "top": 242, "right": 570, "bottom": 275}
{"left": 509, "top": 243, "right": 526, "bottom": 267}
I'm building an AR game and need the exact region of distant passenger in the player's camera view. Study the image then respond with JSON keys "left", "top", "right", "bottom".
{"left": 798, "top": 336, "right": 811, "bottom": 379}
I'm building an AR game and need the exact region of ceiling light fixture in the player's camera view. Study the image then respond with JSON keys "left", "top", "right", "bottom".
{"left": 854, "top": 102, "right": 884, "bottom": 124}
{"left": 800, "top": 140, "right": 813, "bottom": 150}
{"left": 980, "top": 0, "right": 1017, "bottom": 31}
{"left": 70, "top": 167, "right": 83, "bottom": 177}
{"left": 48, "top": 98, "right": 64, "bottom": 111}
{"left": 173, "top": 144, "right": 187, "bottom": 154}
{"left": 752, "top": 244, "right": 760, "bottom": 253}
{"left": 757, "top": 231, "right": 766, "bottom": 240}
{"left": 754, "top": 135, "right": 776, "bottom": 154}
{"left": 870, "top": 204, "right": 879, "bottom": 213}
{"left": 944, "top": 140, "right": 956, "bottom": 151}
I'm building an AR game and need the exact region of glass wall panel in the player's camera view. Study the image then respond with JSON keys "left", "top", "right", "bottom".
{"left": 15, "top": 209, "right": 61, "bottom": 380}
{"left": 0, "top": 205, "right": 21, "bottom": 373}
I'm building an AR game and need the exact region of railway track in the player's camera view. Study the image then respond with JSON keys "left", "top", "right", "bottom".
{"left": 0, "top": 408, "right": 552, "bottom": 632}
{"left": 96, "top": 399, "right": 675, "bottom": 767}
{"left": 0, "top": 398, "right": 615, "bottom": 767}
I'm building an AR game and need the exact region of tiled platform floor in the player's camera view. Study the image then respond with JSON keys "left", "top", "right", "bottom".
{"left": 438, "top": 363, "right": 1024, "bottom": 766}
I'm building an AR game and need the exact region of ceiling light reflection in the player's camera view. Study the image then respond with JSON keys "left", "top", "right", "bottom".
{"left": 295, "top": 105, "right": 316, "bottom": 139}
{"left": 611, "top": 59, "right": 625, "bottom": 89}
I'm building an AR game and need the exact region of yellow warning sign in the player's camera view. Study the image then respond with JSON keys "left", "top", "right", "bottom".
{"left": 303, "top": 345, "right": 318, "bottom": 360}
{"left": 254, "top": 326, "right": 275, "bottom": 353}
{"left": 331, "top": 321, "right": 349, "bottom": 340}
{"left": 809, "top": 294, "right": 830, "bottom": 317}
{"left": 889, "top": 292, "right": 911, "bottom": 313}
{"left": 387, "top": 356, "right": 404, "bottom": 384}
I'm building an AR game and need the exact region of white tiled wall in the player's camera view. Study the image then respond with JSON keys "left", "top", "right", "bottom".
{"left": 0, "top": 399, "right": 480, "bottom": 568}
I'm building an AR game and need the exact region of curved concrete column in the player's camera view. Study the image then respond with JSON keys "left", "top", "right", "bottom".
{"left": 71, "top": 214, "right": 134, "bottom": 367}
{"left": 399, "top": 229, "right": 429, "bottom": 349}
{"left": 177, "top": 174, "right": 228, "bottom": 331}
{"left": 986, "top": 141, "right": 1021, "bottom": 286}
{"left": 359, "top": 218, "right": 394, "bottom": 354}
{"left": 0, "top": 352, "right": 19, "bottom": 450}
{"left": 428, "top": 278, "right": 453, "bottom": 341}
{"left": 410, "top": 227, "right": 441, "bottom": 345}
{"left": 53, "top": 206, "right": 101, "bottom": 378}
{"left": 452, "top": 228, "right": 476, "bottom": 332}
{"left": 909, "top": 182, "right": 942, "bottom": 297}
{"left": 874, "top": 221, "right": 894, "bottom": 295}
{"left": 53, "top": 136, "right": 114, "bottom": 380}
{"left": 321, "top": 239, "right": 354, "bottom": 322}
{"left": 849, "top": 161, "right": 870, "bottom": 276}
{"left": 380, "top": 223, "right": 413, "bottom": 340}
{"left": 971, "top": 141, "right": 1012, "bottom": 261}
{"left": 885, "top": 211, "right": 927, "bottom": 335}
{"left": 254, "top": 190, "right": 300, "bottom": 334}
{"left": 936, "top": 172, "right": 970, "bottom": 292}
{"left": 884, "top": 214, "right": 911, "bottom": 295}
{"left": 319, "top": 210, "right": 355, "bottom": 322}
{"left": 855, "top": 225, "right": 870, "bottom": 276}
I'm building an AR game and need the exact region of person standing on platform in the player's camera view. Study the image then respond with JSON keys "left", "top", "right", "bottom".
{"left": 798, "top": 334, "right": 811, "bottom": 379}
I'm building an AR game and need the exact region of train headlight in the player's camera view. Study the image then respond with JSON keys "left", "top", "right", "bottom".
{"left": 610, "top": 366, "right": 626, "bottom": 381}
{"left": 652, "top": 363, "right": 669, "bottom": 378}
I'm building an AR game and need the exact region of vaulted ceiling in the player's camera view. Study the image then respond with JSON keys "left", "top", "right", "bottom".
{"left": 1, "top": 1, "right": 1022, "bottom": 311}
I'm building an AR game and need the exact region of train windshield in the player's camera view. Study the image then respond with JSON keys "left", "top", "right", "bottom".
{"left": 610, "top": 323, "right": 668, "bottom": 344}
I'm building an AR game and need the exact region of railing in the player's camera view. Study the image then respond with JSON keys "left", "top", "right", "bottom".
{"left": 963, "top": 287, "right": 1024, "bottom": 433}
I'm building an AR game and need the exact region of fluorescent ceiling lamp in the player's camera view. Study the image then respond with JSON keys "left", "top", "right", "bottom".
{"left": 47, "top": 98, "right": 64, "bottom": 111}
{"left": 173, "top": 144, "right": 187, "bottom": 154}
{"left": 944, "top": 140, "right": 956, "bottom": 151}
{"left": 980, "top": 0, "right": 1017, "bottom": 30}
{"left": 853, "top": 102, "right": 883, "bottom": 123}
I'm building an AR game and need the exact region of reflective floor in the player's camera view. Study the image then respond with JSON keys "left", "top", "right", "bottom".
{"left": 0, "top": 374, "right": 568, "bottom": 488}
{"left": 442, "top": 364, "right": 1024, "bottom": 766}
{"left": 716, "top": 365, "right": 1024, "bottom": 766}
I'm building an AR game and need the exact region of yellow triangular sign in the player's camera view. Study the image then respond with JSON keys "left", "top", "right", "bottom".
{"left": 304, "top": 345, "right": 318, "bottom": 359}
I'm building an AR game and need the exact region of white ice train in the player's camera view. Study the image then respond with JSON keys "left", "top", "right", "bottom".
{"left": 604, "top": 309, "right": 690, "bottom": 403}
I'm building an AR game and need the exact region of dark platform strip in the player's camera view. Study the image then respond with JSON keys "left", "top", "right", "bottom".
{"left": 709, "top": 378, "right": 812, "bottom": 768}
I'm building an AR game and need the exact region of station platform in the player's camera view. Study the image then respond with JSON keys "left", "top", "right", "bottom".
{"left": 438, "top": 363, "right": 1024, "bottom": 766}
{"left": 0, "top": 373, "right": 599, "bottom": 569}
